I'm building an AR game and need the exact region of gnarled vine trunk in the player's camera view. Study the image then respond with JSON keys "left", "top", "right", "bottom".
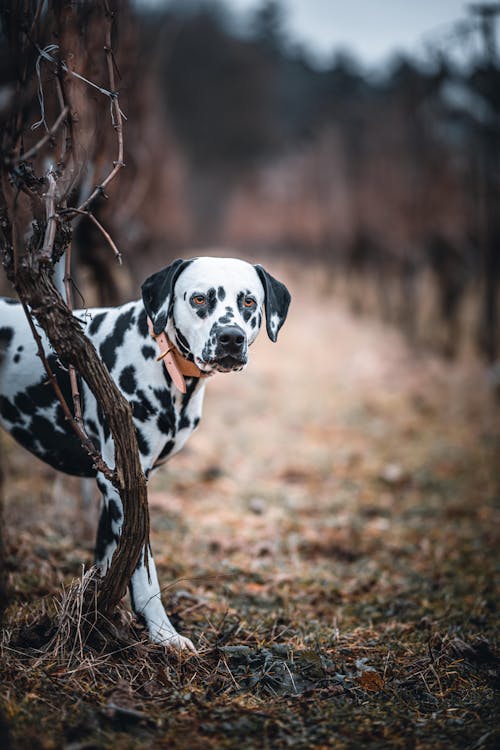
{"left": 0, "top": 0, "right": 149, "bottom": 621}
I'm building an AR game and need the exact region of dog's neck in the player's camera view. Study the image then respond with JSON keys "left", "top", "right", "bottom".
{"left": 147, "top": 317, "right": 206, "bottom": 394}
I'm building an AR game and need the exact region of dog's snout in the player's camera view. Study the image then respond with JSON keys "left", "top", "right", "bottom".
{"left": 217, "top": 326, "right": 245, "bottom": 354}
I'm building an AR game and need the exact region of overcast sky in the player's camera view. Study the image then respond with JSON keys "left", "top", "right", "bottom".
{"left": 227, "top": 0, "right": 470, "bottom": 65}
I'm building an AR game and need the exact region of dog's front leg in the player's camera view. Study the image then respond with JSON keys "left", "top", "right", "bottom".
{"left": 94, "top": 473, "right": 195, "bottom": 652}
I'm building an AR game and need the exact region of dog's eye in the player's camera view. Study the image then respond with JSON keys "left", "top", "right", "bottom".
{"left": 192, "top": 294, "right": 206, "bottom": 306}
{"left": 243, "top": 296, "right": 256, "bottom": 308}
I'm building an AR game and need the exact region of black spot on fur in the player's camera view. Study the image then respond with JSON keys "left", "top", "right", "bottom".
{"left": 131, "top": 401, "right": 149, "bottom": 422}
{"left": 179, "top": 414, "right": 190, "bottom": 430}
{"left": 0, "top": 397, "right": 22, "bottom": 424}
{"left": 137, "top": 308, "right": 149, "bottom": 338}
{"left": 119, "top": 365, "right": 137, "bottom": 395}
{"left": 25, "top": 379, "right": 54, "bottom": 408}
{"left": 154, "top": 311, "right": 167, "bottom": 333}
{"left": 142, "top": 345, "right": 156, "bottom": 360}
{"left": 99, "top": 308, "right": 135, "bottom": 371}
{"left": 30, "top": 414, "right": 63, "bottom": 445}
{"left": 96, "top": 477, "right": 107, "bottom": 495}
{"left": 56, "top": 405, "right": 67, "bottom": 432}
{"left": 97, "top": 404, "right": 110, "bottom": 442}
{"left": 237, "top": 292, "right": 252, "bottom": 322}
{"left": 153, "top": 388, "right": 173, "bottom": 411}
{"left": 14, "top": 354, "right": 78, "bottom": 424}
{"left": 218, "top": 313, "right": 233, "bottom": 325}
{"left": 207, "top": 287, "right": 217, "bottom": 314}
{"left": 13, "top": 408, "right": 95, "bottom": 476}
{"left": 135, "top": 428, "right": 150, "bottom": 455}
{"left": 131, "top": 390, "right": 158, "bottom": 422}
{"left": 194, "top": 287, "right": 218, "bottom": 320}
{"left": 250, "top": 316, "right": 257, "bottom": 329}
{"left": 95, "top": 504, "right": 119, "bottom": 564}
{"left": 11, "top": 426, "right": 36, "bottom": 452}
{"left": 13, "top": 354, "right": 20, "bottom": 363}
{"left": 157, "top": 411, "right": 175, "bottom": 435}
{"left": 3, "top": 298, "right": 19, "bottom": 305}
{"left": 181, "top": 378, "right": 199, "bottom": 410}
{"left": 108, "top": 499, "right": 122, "bottom": 521}
{"left": 86, "top": 419, "right": 99, "bottom": 436}
{"left": 0, "top": 327, "right": 13, "bottom": 351}
{"left": 193, "top": 417, "right": 200, "bottom": 428}
{"left": 88, "top": 312, "right": 107, "bottom": 335}
{"left": 14, "top": 392, "right": 33, "bottom": 414}
{"left": 217, "top": 286, "right": 226, "bottom": 301}
{"left": 157, "top": 439, "right": 175, "bottom": 462}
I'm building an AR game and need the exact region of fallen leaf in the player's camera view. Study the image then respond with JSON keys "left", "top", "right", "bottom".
{"left": 357, "top": 670, "right": 384, "bottom": 692}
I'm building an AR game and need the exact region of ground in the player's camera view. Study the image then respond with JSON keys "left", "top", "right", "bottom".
{"left": 1, "top": 265, "right": 499, "bottom": 749}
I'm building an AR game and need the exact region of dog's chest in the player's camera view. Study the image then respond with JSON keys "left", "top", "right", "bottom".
{"left": 145, "top": 379, "right": 205, "bottom": 471}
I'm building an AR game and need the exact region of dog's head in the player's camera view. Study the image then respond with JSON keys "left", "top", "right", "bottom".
{"left": 141, "top": 257, "right": 291, "bottom": 374}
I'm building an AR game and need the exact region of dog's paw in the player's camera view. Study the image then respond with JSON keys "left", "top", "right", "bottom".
{"left": 165, "top": 633, "right": 197, "bottom": 653}
{"left": 149, "top": 625, "right": 197, "bottom": 653}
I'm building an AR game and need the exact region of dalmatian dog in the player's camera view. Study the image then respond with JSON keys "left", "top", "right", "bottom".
{"left": 0, "top": 257, "right": 291, "bottom": 651}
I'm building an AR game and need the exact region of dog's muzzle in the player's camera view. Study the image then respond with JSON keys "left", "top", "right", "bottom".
{"left": 203, "top": 325, "right": 248, "bottom": 372}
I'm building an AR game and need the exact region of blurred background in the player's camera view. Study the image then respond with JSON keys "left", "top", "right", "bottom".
{"left": 2, "top": 0, "right": 498, "bottom": 367}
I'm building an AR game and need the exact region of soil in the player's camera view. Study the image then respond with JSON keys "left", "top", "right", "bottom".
{"left": 1, "top": 265, "right": 499, "bottom": 749}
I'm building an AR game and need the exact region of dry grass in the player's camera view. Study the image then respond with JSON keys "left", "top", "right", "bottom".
{"left": 1, "top": 265, "right": 499, "bottom": 749}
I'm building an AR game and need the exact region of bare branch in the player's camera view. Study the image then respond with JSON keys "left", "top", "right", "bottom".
{"left": 13, "top": 105, "right": 69, "bottom": 165}
{"left": 76, "top": 3, "right": 125, "bottom": 212}
{"left": 60, "top": 207, "right": 122, "bottom": 263}
{"left": 64, "top": 243, "right": 84, "bottom": 426}
{"left": 29, "top": 0, "right": 46, "bottom": 39}
{"left": 40, "top": 170, "right": 57, "bottom": 261}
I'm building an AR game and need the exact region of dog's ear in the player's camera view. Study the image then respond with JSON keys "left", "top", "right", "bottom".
{"left": 141, "top": 259, "right": 192, "bottom": 335}
{"left": 255, "top": 264, "right": 291, "bottom": 342}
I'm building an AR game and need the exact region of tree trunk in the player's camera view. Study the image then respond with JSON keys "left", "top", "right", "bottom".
{"left": 0, "top": 0, "right": 150, "bottom": 622}
{"left": 10, "top": 251, "right": 150, "bottom": 617}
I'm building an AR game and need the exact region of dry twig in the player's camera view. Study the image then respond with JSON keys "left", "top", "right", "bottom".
{"left": 40, "top": 170, "right": 57, "bottom": 261}
{"left": 13, "top": 105, "right": 69, "bottom": 165}
{"left": 60, "top": 207, "right": 122, "bottom": 263}
{"left": 77, "top": 2, "right": 125, "bottom": 213}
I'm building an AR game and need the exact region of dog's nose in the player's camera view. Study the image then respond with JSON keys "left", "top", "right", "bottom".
{"left": 217, "top": 326, "right": 245, "bottom": 355}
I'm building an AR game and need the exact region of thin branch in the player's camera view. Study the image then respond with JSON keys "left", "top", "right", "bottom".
{"left": 76, "top": 3, "right": 125, "bottom": 212}
{"left": 29, "top": 0, "right": 46, "bottom": 39}
{"left": 13, "top": 105, "right": 69, "bottom": 165}
{"left": 54, "top": 77, "right": 71, "bottom": 168}
{"left": 64, "top": 243, "right": 84, "bottom": 425}
{"left": 40, "top": 170, "right": 57, "bottom": 261}
{"left": 59, "top": 207, "right": 122, "bottom": 263}
{"left": 0, "top": 173, "right": 20, "bottom": 278}
{"left": 20, "top": 302, "right": 116, "bottom": 483}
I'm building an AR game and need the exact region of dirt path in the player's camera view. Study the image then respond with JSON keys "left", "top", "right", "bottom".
{"left": 1, "top": 266, "right": 499, "bottom": 749}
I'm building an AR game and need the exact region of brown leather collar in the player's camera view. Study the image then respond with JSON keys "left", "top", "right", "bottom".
{"left": 147, "top": 317, "right": 206, "bottom": 394}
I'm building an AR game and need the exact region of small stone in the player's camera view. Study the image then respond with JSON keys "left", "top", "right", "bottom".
{"left": 379, "top": 463, "right": 407, "bottom": 485}
{"left": 249, "top": 496, "right": 267, "bottom": 515}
